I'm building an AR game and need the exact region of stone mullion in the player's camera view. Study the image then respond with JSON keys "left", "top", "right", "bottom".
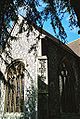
{"left": 17, "top": 77, "right": 20, "bottom": 112}
{"left": 14, "top": 78, "right": 16, "bottom": 112}
{"left": 10, "top": 88, "right": 12, "bottom": 112}
{"left": 12, "top": 79, "right": 15, "bottom": 112}
{"left": 60, "top": 73, "right": 64, "bottom": 92}
{"left": 4, "top": 61, "right": 25, "bottom": 113}
{"left": 4, "top": 86, "right": 6, "bottom": 112}
{"left": 4, "top": 86, "right": 8, "bottom": 112}
{"left": 21, "top": 79, "right": 24, "bottom": 111}
{"left": 59, "top": 72, "right": 65, "bottom": 113}
{"left": 20, "top": 76, "right": 22, "bottom": 112}
{"left": 12, "top": 90, "right": 14, "bottom": 112}
{"left": 8, "top": 87, "right": 10, "bottom": 112}
{"left": 8, "top": 87, "right": 9, "bottom": 112}
{"left": 13, "top": 91, "right": 14, "bottom": 112}
{"left": 16, "top": 79, "right": 18, "bottom": 111}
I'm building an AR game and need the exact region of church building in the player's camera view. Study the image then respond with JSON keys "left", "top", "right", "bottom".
{"left": 0, "top": 16, "right": 80, "bottom": 119}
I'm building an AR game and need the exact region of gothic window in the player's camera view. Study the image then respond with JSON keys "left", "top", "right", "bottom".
{"left": 58, "top": 59, "right": 78, "bottom": 113}
{"left": 4, "top": 59, "right": 25, "bottom": 113}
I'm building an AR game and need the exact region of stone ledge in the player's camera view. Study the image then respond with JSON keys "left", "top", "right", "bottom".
{"left": 0, "top": 113, "right": 24, "bottom": 119}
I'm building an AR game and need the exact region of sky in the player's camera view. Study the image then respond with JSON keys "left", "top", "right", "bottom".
{"left": 43, "top": 14, "right": 80, "bottom": 44}
{"left": 18, "top": 1, "right": 80, "bottom": 44}
{"left": 37, "top": 0, "right": 80, "bottom": 43}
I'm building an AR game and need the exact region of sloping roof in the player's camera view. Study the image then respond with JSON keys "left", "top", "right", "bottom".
{"left": 67, "top": 39, "right": 80, "bottom": 57}
{"left": 31, "top": 22, "right": 80, "bottom": 58}
{"left": 12, "top": 15, "right": 80, "bottom": 59}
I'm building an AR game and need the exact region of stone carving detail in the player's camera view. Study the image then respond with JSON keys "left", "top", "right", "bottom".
{"left": 4, "top": 60, "right": 25, "bottom": 113}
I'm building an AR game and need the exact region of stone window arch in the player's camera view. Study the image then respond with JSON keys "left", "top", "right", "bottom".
{"left": 4, "top": 59, "right": 25, "bottom": 113}
{"left": 58, "top": 58, "right": 78, "bottom": 113}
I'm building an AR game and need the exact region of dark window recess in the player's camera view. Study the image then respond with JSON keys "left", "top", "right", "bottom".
{"left": 58, "top": 61, "right": 79, "bottom": 113}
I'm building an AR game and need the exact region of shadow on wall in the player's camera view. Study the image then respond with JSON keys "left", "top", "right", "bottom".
{"left": 58, "top": 57, "right": 79, "bottom": 113}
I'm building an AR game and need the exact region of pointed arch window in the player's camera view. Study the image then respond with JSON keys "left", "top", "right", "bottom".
{"left": 58, "top": 59, "right": 78, "bottom": 113}
{"left": 4, "top": 59, "right": 25, "bottom": 113}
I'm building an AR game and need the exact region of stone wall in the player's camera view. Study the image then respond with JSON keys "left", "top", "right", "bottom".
{"left": 41, "top": 36, "right": 80, "bottom": 119}
{"left": 0, "top": 16, "right": 80, "bottom": 119}
{"left": 0, "top": 18, "right": 44, "bottom": 119}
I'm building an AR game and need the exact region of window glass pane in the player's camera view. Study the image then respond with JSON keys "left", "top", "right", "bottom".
{"left": 5, "top": 60, "right": 25, "bottom": 113}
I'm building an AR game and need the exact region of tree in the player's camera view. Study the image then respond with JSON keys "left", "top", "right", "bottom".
{"left": 70, "top": 0, "right": 80, "bottom": 28}
{"left": 0, "top": 1, "right": 80, "bottom": 118}
{"left": 0, "top": 0, "right": 80, "bottom": 54}
{"left": 0, "top": 0, "right": 80, "bottom": 85}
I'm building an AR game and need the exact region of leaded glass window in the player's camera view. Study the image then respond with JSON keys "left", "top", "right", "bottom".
{"left": 4, "top": 59, "right": 25, "bottom": 113}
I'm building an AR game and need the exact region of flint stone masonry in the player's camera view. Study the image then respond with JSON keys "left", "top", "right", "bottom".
{"left": 0, "top": 18, "right": 44, "bottom": 119}
{"left": 0, "top": 16, "right": 80, "bottom": 119}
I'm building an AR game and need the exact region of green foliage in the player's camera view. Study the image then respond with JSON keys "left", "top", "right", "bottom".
{"left": 0, "top": 0, "right": 79, "bottom": 54}
{"left": 25, "top": 75, "right": 37, "bottom": 119}
{"left": 0, "top": 1, "right": 80, "bottom": 118}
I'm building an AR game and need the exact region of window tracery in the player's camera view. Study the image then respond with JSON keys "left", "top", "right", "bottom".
{"left": 58, "top": 59, "right": 78, "bottom": 113}
{"left": 4, "top": 59, "right": 25, "bottom": 113}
